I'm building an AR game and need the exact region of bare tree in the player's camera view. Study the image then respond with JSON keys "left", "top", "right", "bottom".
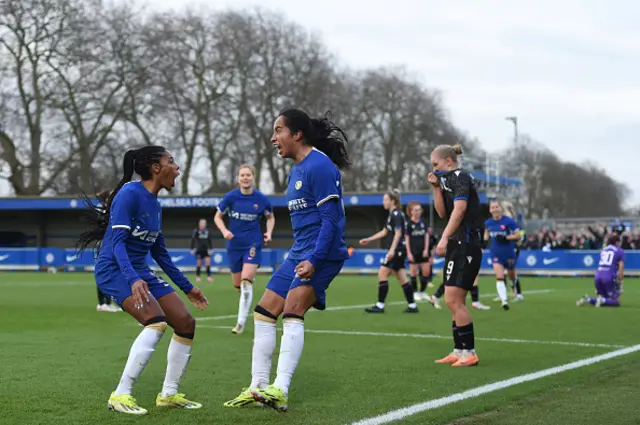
{"left": 506, "top": 137, "right": 625, "bottom": 218}
{"left": 217, "top": 9, "right": 338, "bottom": 192}
{"left": 46, "top": 3, "right": 147, "bottom": 193}
{"left": 0, "top": 0, "right": 86, "bottom": 195}
{"left": 140, "top": 9, "right": 239, "bottom": 194}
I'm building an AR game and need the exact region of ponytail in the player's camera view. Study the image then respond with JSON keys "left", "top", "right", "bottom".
{"left": 76, "top": 149, "right": 138, "bottom": 254}
{"left": 309, "top": 111, "right": 351, "bottom": 170}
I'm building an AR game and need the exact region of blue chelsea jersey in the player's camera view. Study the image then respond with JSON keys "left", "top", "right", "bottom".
{"left": 286, "top": 149, "right": 349, "bottom": 261}
{"left": 97, "top": 181, "right": 162, "bottom": 270}
{"left": 217, "top": 188, "right": 272, "bottom": 250}
{"left": 485, "top": 216, "right": 518, "bottom": 254}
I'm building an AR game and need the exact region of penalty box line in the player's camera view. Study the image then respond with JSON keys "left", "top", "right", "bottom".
{"left": 197, "top": 325, "right": 623, "bottom": 349}
{"left": 348, "top": 343, "right": 640, "bottom": 425}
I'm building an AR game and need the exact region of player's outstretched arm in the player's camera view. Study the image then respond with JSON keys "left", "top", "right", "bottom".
{"left": 151, "top": 233, "right": 194, "bottom": 291}
{"left": 360, "top": 228, "right": 388, "bottom": 245}
{"left": 150, "top": 233, "right": 208, "bottom": 310}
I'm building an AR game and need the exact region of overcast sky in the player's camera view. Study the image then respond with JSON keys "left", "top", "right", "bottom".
{"left": 146, "top": 0, "right": 639, "bottom": 204}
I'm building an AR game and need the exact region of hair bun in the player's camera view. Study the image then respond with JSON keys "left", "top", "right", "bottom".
{"left": 453, "top": 144, "right": 463, "bottom": 155}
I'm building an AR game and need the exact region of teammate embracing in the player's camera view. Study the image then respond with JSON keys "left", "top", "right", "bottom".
{"left": 429, "top": 143, "right": 483, "bottom": 367}
{"left": 484, "top": 201, "right": 523, "bottom": 310}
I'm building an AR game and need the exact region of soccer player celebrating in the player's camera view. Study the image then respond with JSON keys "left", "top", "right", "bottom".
{"left": 429, "top": 143, "right": 483, "bottom": 367}
{"left": 77, "top": 146, "right": 208, "bottom": 415}
{"left": 223, "top": 109, "right": 350, "bottom": 411}
{"left": 405, "top": 201, "right": 431, "bottom": 301}
{"left": 361, "top": 190, "right": 418, "bottom": 313}
{"left": 214, "top": 164, "right": 275, "bottom": 335}
{"left": 190, "top": 218, "right": 214, "bottom": 282}
{"left": 484, "top": 201, "right": 524, "bottom": 309}
{"left": 577, "top": 234, "right": 624, "bottom": 307}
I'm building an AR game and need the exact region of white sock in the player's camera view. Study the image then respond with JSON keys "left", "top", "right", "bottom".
{"left": 161, "top": 334, "right": 193, "bottom": 397}
{"left": 114, "top": 325, "right": 166, "bottom": 395}
{"left": 238, "top": 282, "right": 253, "bottom": 327}
{"left": 376, "top": 302, "right": 385, "bottom": 309}
{"left": 273, "top": 318, "right": 305, "bottom": 396}
{"left": 250, "top": 317, "right": 276, "bottom": 389}
{"left": 496, "top": 280, "right": 508, "bottom": 302}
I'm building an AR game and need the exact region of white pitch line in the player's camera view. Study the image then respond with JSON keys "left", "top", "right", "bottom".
{"left": 349, "top": 343, "right": 640, "bottom": 425}
{"left": 197, "top": 325, "right": 621, "bottom": 348}
{"left": 195, "top": 289, "right": 553, "bottom": 321}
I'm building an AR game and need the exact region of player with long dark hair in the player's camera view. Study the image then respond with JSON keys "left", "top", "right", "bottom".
{"left": 77, "top": 146, "right": 208, "bottom": 415}
{"left": 429, "top": 143, "right": 483, "bottom": 367}
{"left": 214, "top": 164, "right": 275, "bottom": 335}
{"left": 405, "top": 201, "right": 431, "bottom": 301}
{"left": 224, "top": 109, "right": 350, "bottom": 411}
{"left": 361, "top": 190, "right": 418, "bottom": 313}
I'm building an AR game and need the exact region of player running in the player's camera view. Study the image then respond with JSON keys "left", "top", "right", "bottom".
{"left": 214, "top": 164, "right": 275, "bottom": 335}
{"left": 405, "top": 201, "right": 431, "bottom": 301}
{"left": 429, "top": 143, "right": 482, "bottom": 367}
{"left": 577, "top": 234, "right": 624, "bottom": 307}
{"left": 361, "top": 190, "right": 418, "bottom": 314}
{"left": 485, "top": 201, "right": 523, "bottom": 310}
{"left": 76, "top": 146, "right": 208, "bottom": 415}
{"left": 190, "top": 218, "right": 214, "bottom": 282}
{"left": 223, "top": 109, "right": 350, "bottom": 411}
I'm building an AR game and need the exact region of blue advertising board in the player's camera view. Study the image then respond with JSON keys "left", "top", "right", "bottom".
{"left": 0, "top": 192, "right": 494, "bottom": 211}
{"left": 0, "top": 247, "right": 634, "bottom": 277}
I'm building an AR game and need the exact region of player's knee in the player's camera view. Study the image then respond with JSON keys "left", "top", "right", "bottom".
{"left": 172, "top": 311, "right": 195, "bottom": 335}
{"left": 254, "top": 304, "right": 277, "bottom": 323}
{"left": 143, "top": 316, "right": 168, "bottom": 333}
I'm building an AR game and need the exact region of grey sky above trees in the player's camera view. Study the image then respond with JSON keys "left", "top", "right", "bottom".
{"left": 0, "top": 0, "right": 630, "bottom": 218}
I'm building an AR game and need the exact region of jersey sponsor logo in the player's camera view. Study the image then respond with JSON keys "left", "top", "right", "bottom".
{"left": 230, "top": 211, "right": 259, "bottom": 221}
{"left": 132, "top": 226, "right": 159, "bottom": 243}
{"left": 288, "top": 198, "right": 308, "bottom": 211}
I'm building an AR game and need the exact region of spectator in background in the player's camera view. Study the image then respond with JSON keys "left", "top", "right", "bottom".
{"left": 521, "top": 222, "right": 640, "bottom": 251}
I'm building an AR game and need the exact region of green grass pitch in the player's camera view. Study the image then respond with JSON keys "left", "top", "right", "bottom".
{"left": 1, "top": 272, "right": 639, "bottom": 424}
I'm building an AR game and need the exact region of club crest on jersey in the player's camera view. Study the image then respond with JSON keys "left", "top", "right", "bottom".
{"left": 295, "top": 180, "right": 302, "bottom": 190}
{"left": 439, "top": 177, "right": 452, "bottom": 192}
{"left": 253, "top": 204, "right": 258, "bottom": 210}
